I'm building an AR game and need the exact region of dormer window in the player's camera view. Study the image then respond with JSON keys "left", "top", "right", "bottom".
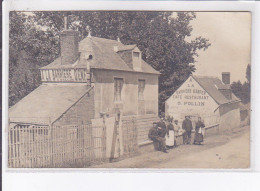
{"left": 132, "top": 50, "right": 141, "bottom": 71}
{"left": 133, "top": 52, "right": 140, "bottom": 59}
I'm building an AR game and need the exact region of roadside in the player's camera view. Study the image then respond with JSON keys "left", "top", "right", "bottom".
{"left": 91, "top": 125, "right": 250, "bottom": 168}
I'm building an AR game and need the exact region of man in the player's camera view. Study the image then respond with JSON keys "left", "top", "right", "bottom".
{"left": 182, "top": 116, "right": 193, "bottom": 144}
{"left": 194, "top": 117, "right": 205, "bottom": 145}
{"left": 157, "top": 124, "right": 168, "bottom": 153}
{"left": 148, "top": 122, "right": 168, "bottom": 153}
{"left": 148, "top": 122, "right": 160, "bottom": 151}
{"left": 157, "top": 117, "right": 166, "bottom": 130}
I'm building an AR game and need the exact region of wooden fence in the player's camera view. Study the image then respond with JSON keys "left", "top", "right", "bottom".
{"left": 121, "top": 115, "right": 159, "bottom": 148}
{"left": 8, "top": 123, "right": 106, "bottom": 168}
{"left": 8, "top": 115, "right": 160, "bottom": 167}
{"left": 121, "top": 117, "right": 138, "bottom": 156}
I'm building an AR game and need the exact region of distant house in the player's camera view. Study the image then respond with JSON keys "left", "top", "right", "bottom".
{"left": 9, "top": 29, "right": 160, "bottom": 126}
{"left": 165, "top": 73, "right": 241, "bottom": 130}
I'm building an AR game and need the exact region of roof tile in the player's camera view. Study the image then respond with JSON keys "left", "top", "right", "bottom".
{"left": 192, "top": 75, "right": 240, "bottom": 105}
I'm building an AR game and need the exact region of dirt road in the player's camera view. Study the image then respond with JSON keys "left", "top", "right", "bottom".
{"left": 92, "top": 126, "right": 250, "bottom": 169}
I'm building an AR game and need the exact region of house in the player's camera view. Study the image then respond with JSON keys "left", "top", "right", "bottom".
{"left": 9, "top": 27, "right": 160, "bottom": 127}
{"left": 165, "top": 73, "right": 241, "bottom": 130}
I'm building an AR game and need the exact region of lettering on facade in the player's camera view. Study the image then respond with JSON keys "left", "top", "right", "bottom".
{"left": 172, "top": 79, "right": 209, "bottom": 107}
{"left": 41, "top": 69, "right": 89, "bottom": 82}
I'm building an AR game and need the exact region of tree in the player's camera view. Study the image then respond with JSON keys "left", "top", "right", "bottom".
{"left": 231, "top": 81, "right": 243, "bottom": 101}
{"left": 246, "top": 64, "right": 251, "bottom": 84}
{"left": 9, "top": 12, "right": 60, "bottom": 105}
{"left": 9, "top": 11, "right": 211, "bottom": 114}
{"left": 231, "top": 64, "right": 250, "bottom": 104}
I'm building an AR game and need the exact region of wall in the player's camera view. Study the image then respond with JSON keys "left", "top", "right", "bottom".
{"left": 53, "top": 88, "right": 95, "bottom": 126}
{"left": 93, "top": 69, "right": 158, "bottom": 118}
{"left": 165, "top": 76, "right": 219, "bottom": 125}
{"left": 219, "top": 102, "right": 241, "bottom": 130}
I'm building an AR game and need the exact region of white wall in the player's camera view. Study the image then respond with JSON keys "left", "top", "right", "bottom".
{"left": 165, "top": 76, "right": 219, "bottom": 125}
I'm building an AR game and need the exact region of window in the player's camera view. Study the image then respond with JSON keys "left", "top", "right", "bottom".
{"left": 133, "top": 52, "right": 140, "bottom": 58}
{"left": 138, "top": 79, "right": 145, "bottom": 100}
{"left": 114, "top": 78, "right": 124, "bottom": 102}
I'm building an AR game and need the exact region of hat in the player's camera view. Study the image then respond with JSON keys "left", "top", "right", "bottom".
{"left": 153, "top": 122, "right": 158, "bottom": 127}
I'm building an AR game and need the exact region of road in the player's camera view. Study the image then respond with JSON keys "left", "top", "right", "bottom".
{"left": 92, "top": 126, "right": 250, "bottom": 169}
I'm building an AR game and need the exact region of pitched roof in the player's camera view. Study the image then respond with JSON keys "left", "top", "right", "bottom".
{"left": 41, "top": 36, "right": 160, "bottom": 75}
{"left": 192, "top": 75, "right": 240, "bottom": 105}
{"left": 117, "top": 44, "right": 137, "bottom": 52}
{"left": 9, "top": 84, "right": 92, "bottom": 125}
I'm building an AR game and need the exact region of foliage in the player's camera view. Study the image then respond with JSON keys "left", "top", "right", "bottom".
{"left": 9, "top": 11, "right": 211, "bottom": 114}
{"left": 231, "top": 64, "right": 251, "bottom": 104}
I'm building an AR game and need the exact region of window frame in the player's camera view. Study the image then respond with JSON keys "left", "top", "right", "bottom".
{"left": 138, "top": 79, "right": 145, "bottom": 101}
{"left": 114, "top": 77, "right": 124, "bottom": 103}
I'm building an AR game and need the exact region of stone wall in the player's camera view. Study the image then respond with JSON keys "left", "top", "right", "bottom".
{"left": 219, "top": 102, "right": 241, "bottom": 131}
{"left": 53, "top": 88, "right": 95, "bottom": 126}
{"left": 121, "top": 114, "right": 159, "bottom": 145}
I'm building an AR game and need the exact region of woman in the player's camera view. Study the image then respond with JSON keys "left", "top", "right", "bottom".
{"left": 193, "top": 117, "right": 205, "bottom": 145}
{"left": 165, "top": 117, "right": 175, "bottom": 148}
{"left": 174, "top": 120, "right": 181, "bottom": 146}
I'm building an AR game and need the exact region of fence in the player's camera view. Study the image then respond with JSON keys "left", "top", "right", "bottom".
{"left": 121, "top": 115, "right": 159, "bottom": 147}
{"left": 121, "top": 117, "right": 138, "bottom": 156}
{"left": 8, "top": 114, "right": 165, "bottom": 168}
{"left": 8, "top": 123, "right": 106, "bottom": 168}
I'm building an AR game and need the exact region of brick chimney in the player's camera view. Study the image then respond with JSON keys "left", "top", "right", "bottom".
{"left": 60, "top": 16, "right": 79, "bottom": 65}
{"left": 222, "top": 72, "right": 230, "bottom": 85}
{"left": 220, "top": 72, "right": 232, "bottom": 100}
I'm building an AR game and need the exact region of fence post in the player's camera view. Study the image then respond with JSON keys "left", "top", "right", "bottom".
{"left": 109, "top": 112, "right": 120, "bottom": 162}
{"left": 102, "top": 116, "right": 106, "bottom": 161}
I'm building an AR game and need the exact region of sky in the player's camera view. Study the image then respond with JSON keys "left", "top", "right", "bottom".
{"left": 189, "top": 12, "right": 251, "bottom": 83}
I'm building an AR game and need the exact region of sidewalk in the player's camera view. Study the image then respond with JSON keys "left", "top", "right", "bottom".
{"left": 91, "top": 125, "right": 250, "bottom": 168}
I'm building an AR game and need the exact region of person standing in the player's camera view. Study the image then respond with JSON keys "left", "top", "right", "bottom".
{"left": 157, "top": 117, "right": 166, "bottom": 130}
{"left": 182, "top": 116, "right": 193, "bottom": 144}
{"left": 148, "top": 122, "right": 160, "bottom": 151}
{"left": 157, "top": 119, "right": 168, "bottom": 153}
{"left": 174, "top": 120, "right": 182, "bottom": 146}
{"left": 157, "top": 125, "right": 168, "bottom": 153}
{"left": 165, "top": 117, "right": 175, "bottom": 148}
{"left": 194, "top": 117, "right": 205, "bottom": 145}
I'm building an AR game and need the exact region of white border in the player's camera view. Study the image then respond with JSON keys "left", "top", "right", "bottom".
{"left": 2, "top": 1, "right": 260, "bottom": 191}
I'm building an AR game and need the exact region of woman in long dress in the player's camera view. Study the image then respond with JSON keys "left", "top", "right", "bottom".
{"left": 194, "top": 117, "right": 205, "bottom": 145}
{"left": 174, "top": 120, "right": 181, "bottom": 146}
{"left": 165, "top": 117, "right": 175, "bottom": 148}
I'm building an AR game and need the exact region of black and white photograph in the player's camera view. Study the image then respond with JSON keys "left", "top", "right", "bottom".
{"left": 7, "top": 10, "right": 251, "bottom": 169}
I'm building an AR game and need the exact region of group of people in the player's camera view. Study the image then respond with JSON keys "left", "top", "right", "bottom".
{"left": 148, "top": 115, "right": 205, "bottom": 153}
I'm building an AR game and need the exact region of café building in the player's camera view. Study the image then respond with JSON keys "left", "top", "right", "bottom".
{"left": 165, "top": 73, "right": 241, "bottom": 130}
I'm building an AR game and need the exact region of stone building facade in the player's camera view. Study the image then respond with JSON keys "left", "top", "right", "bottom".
{"left": 9, "top": 29, "right": 159, "bottom": 126}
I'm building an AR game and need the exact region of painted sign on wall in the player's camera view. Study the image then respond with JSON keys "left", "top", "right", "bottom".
{"left": 40, "top": 68, "right": 90, "bottom": 82}
{"left": 165, "top": 76, "right": 218, "bottom": 122}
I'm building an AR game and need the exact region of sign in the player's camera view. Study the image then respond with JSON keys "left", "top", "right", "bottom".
{"left": 166, "top": 76, "right": 219, "bottom": 116}
{"left": 41, "top": 68, "right": 89, "bottom": 82}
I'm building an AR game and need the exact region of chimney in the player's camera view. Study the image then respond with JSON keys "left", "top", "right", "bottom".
{"left": 60, "top": 17, "right": 79, "bottom": 65}
{"left": 222, "top": 72, "right": 230, "bottom": 84}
